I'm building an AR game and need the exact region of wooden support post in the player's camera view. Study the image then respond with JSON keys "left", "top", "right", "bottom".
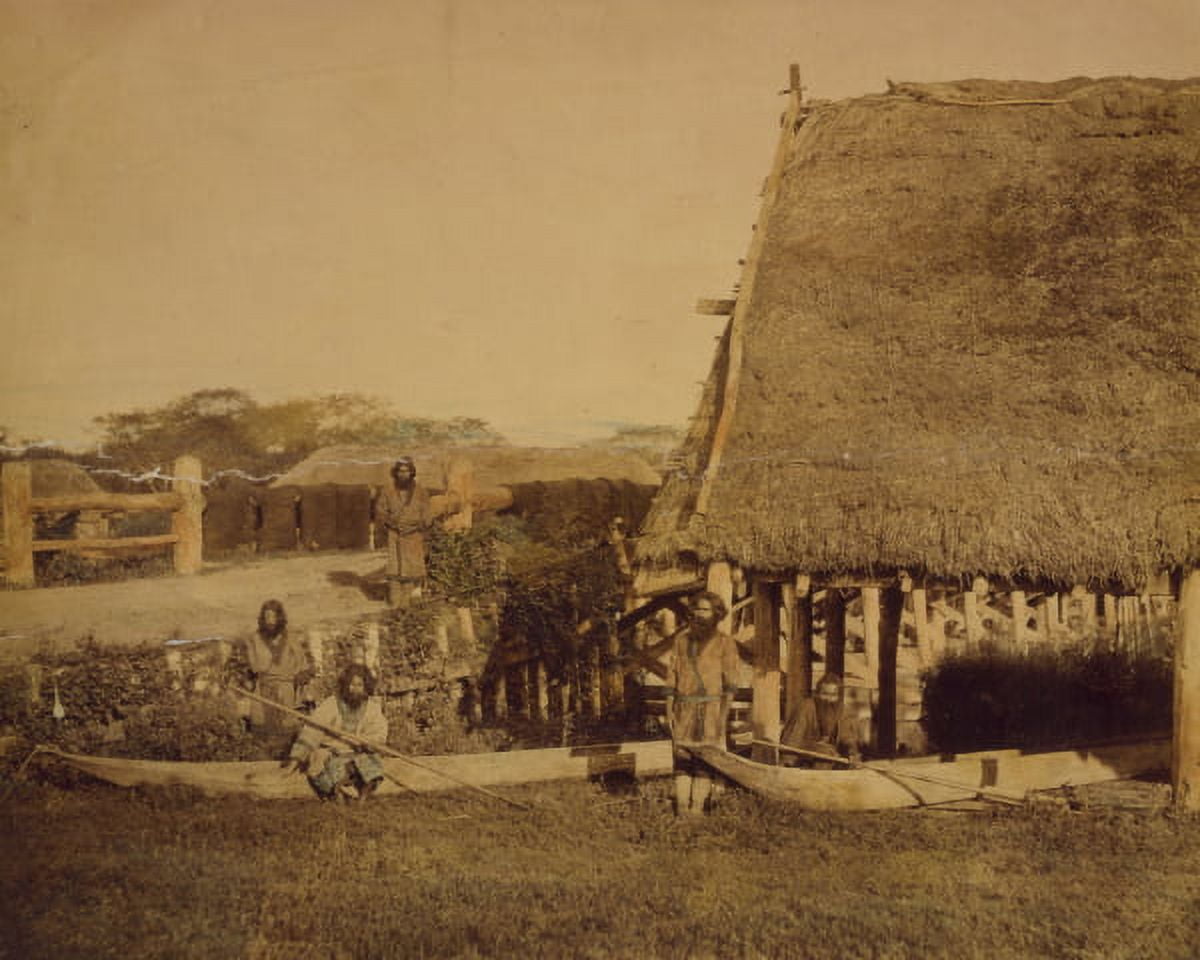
{"left": 963, "top": 591, "right": 980, "bottom": 650}
{"left": 929, "top": 592, "right": 947, "bottom": 661}
{"left": 911, "top": 588, "right": 932, "bottom": 666}
{"left": 752, "top": 579, "right": 782, "bottom": 744}
{"left": 1104, "top": 593, "right": 1119, "bottom": 647}
{"left": 790, "top": 574, "right": 814, "bottom": 700}
{"left": 877, "top": 586, "right": 904, "bottom": 757}
{"left": 707, "top": 562, "right": 735, "bottom": 633}
{"left": 603, "top": 628, "right": 623, "bottom": 715}
{"left": 1174, "top": 569, "right": 1200, "bottom": 811}
{"left": 1010, "top": 591, "right": 1028, "bottom": 653}
{"left": 493, "top": 671, "right": 507, "bottom": 722}
{"left": 862, "top": 587, "right": 881, "bottom": 669}
{"left": 1, "top": 461, "right": 34, "bottom": 587}
{"left": 824, "top": 589, "right": 846, "bottom": 680}
{"left": 171, "top": 456, "right": 204, "bottom": 575}
{"left": 589, "top": 642, "right": 602, "bottom": 718}
{"left": 535, "top": 660, "right": 549, "bottom": 721}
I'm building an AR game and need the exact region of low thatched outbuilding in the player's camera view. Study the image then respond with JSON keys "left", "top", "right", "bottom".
{"left": 637, "top": 74, "right": 1200, "bottom": 799}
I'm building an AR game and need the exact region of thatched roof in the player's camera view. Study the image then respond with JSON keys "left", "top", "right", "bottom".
{"left": 641, "top": 77, "right": 1200, "bottom": 589}
{"left": 272, "top": 444, "right": 660, "bottom": 490}
{"left": 28, "top": 459, "right": 103, "bottom": 497}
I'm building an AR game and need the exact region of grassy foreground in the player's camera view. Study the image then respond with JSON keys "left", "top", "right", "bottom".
{"left": 3, "top": 777, "right": 1199, "bottom": 960}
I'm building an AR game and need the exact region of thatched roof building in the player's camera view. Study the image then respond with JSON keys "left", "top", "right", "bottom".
{"left": 642, "top": 76, "right": 1200, "bottom": 591}
{"left": 273, "top": 444, "right": 661, "bottom": 491}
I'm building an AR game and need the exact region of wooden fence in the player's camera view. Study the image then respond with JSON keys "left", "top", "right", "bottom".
{"left": 1, "top": 455, "right": 204, "bottom": 587}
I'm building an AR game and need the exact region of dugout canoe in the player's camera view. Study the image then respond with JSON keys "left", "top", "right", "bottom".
{"left": 685, "top": 737, "right": 1171, "bottom": 811}
{"left": 39, "top": 740, "right": 674, "bottom": 799}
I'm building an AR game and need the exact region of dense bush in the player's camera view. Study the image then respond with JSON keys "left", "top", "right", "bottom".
{"left": 921, "top": 645, "right": 1172, "bottom": 754}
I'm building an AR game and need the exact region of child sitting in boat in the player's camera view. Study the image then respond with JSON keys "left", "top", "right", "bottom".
{"left": 779, "top": 673, "right": 862, "bottom": 768}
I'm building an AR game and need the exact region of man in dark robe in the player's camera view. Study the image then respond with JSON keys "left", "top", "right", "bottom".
{"left": 374, "top": 457, "right": 434, "bottom": 606}
{"left": 780, "top": 672, "right": 861, "bottom": 765}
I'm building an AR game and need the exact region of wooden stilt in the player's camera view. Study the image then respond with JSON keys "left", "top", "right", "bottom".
{"left": 877, "top": 586, "right": 904, "bottom": 756}
{"left": 862, "top": 587, "right": 881, "bottom": 669}
{"left": 752, "top": 579, "right": 782, "bottom": 744}
{"left": 785, "top": 575, "right": 813, "bottom": 719}
{"left": 963, "top": 591, "right": 981, "bottom": 650}
{"left": 1173, "top": 569, "right": 1200, "bottom": 811}
{"left": 1104, "top": 594, "right": 1119, "bottom": 647}
{"left": 494, "top": 671, "right": 508, "bottom": 722}
{"left": 911, "top": 588, "right": 932, "bottom": 666}
{"left": 706, "top": 562, "right": 735, "bottom": 632}
{"left": 535, "top": 661, "right": 549, "bottom": 721}
{"left": 589, "top": 643, "right": 602, "bottom": 718}
{"left": 824, "top": 589, "right": 846, "bottom": 680}
{"left": 928, "top": 589, "right": 946, "bottom": 662}
{"left": 1010, "top": 591, "right": 1028, "bottom": 652}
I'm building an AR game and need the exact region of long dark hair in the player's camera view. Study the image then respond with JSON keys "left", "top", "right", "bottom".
{"left": 337, "top": 663, "right": 377, "bottom": 700}
{"left": 257, "top": 599, "right": 287, "bottom": 636}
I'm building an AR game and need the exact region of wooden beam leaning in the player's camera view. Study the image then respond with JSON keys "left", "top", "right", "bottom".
{"left": 693, "top": 68, "right": 805, "bottom": 517}
{"left": 2, "top": 461, "right": 35, "bottom": 587}
{"left": 1174, "top": 569, "right": 1200, "bottom": 811}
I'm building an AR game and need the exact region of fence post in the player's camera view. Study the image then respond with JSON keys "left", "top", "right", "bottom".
{"left": 172, "top": 456, "right": 204, "bottom": 575}
{"left": 2, "top": 461, "right": 34, "bottom": 587}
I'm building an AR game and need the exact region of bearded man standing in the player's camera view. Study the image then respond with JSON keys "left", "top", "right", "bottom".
{"left": 286, "top": 663, "right": 389, "bottom": 801}
{"left": 375, "top": 457, "right": 434, "bottom": 607}
{"left": 244, "top": 599, "right": 314, "bottom": 733}
{"left": 664, "top": 591, "right": 739, "bottom": 815}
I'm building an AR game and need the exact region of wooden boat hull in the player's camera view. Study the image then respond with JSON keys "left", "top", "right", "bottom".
{"left": 44, "top": 740, "right": 674, "bottom": 799}
{"left": 686, "top": 739, "right": 1171, "bottom": 811}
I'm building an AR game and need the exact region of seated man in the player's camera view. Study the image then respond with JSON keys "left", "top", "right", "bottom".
{"left": 779, "top": 672, "right": 861, "bottom": 767}
{"left": 286, "top": 664, "right": 388, "bottom": 801}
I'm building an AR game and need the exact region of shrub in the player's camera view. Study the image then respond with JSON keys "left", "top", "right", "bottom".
{"left": 920, "top": 645, "right": 1172, "bottom": 753}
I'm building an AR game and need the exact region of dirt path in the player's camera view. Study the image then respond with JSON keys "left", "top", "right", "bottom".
{"left": 0, "top": 551, "right": 389, "bottom": 660}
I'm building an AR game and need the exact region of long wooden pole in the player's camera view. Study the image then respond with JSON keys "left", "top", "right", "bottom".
{"left": 235, "top": 687, "right": 530, "bottom": 810}
{"left": 1174, "top": 569, "right": 1200, "bottom": 811}
{"left": 693, "top": 67, "right": 804, "bottom": 516}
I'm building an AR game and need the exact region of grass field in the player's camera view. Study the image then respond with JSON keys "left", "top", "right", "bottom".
{"left": 3, "top": 776, "right": 1199, "bottom": 960}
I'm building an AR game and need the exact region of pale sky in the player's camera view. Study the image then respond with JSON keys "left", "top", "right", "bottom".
{"left": 2, "top": 0, "right": 1198, "bottom": 448}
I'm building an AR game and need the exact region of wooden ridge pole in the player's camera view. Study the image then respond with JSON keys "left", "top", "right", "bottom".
{"left": 693, "top": 65, "right": 805, "bottom": 516}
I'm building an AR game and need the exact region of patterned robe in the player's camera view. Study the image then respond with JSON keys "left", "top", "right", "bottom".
{"left": 244, "top": 630, "right": 311, "bottom": 731}
{"left": 665, "top": 627, "right": 739, "bottom": 747}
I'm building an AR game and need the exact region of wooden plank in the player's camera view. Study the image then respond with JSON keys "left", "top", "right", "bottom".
{"left": 30, "top": 492, "right": 183, "bottom": 513}
{"left": 694, "top": 298, "right": 737, "bottom": 315}
{"left": 785, "top": 576, "right": 813, "bottom": 709}
{"left": 172, "top": 456, "right": 204, "bottom": 575}
{"left": 752, "top": 579, "right": 782, "bottom": 743}
{"left": 1174, "top": 569, "right": 1200, "bottom": 810}
{"left": 32, "top": 533, "right": 180, "bottom": 552}
{"left": 2, "top": 462, "right": 35, "bottom": 587}
{"left": 693, "top": 70, "right": 804, "bottom": 517}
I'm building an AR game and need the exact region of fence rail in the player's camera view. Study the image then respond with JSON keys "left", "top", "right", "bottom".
{"left": 1, "top": 455, "right": 204, "bottom": 587}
